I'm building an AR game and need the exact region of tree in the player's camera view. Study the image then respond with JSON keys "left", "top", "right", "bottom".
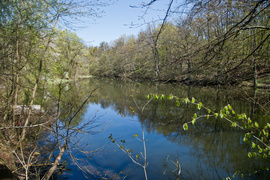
{"left": 130, "top": 0, "right": 270, "bottom": 84}
{"left": 54, "top": 30, "right": 85, "bottom": 81}
{"left": 0, "top": 0, "right": 110, "bottom": 179}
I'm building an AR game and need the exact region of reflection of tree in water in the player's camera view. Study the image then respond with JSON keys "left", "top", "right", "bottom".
{"left": 83, "top": 78, "right": 269, "bottom": 178}
{"left": 141, "top": 103, "right": 269, "bottom": 179}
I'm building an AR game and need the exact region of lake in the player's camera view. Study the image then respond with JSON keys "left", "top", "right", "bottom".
{"left": 53, "top": 78, "right": 270, "bottom": 179}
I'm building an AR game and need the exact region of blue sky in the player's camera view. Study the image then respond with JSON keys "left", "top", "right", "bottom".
{"left": 75, "top": 0, "right": 171, "bottom": 47}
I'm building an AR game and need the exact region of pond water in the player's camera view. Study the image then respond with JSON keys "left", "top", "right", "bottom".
{"left": 55, "top": 78, "right": 270, "bottom": 179}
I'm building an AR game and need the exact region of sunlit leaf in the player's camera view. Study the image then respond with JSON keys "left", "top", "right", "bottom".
{"left": 255, "top": 122, "right": 259, "bottom": 128}
{"left": 183, "top": 123, "right": 188, "bottom": 131}
{"left": 220, "top": 113, "right": 224, "bottom": 119}
{"left": 193, "top": 113, "right": 197, "bottom": 119}
{"left": 160, "top": 94, "right": 165, "bottom": 100}
{"left": 167, "top": 94, "right": 173, "bottom": 100}
{"left": 182, "top": 98, "right": 190, "bottom": 104}
{"left": 192, "top": 118, "right": 196, "bottom": 125}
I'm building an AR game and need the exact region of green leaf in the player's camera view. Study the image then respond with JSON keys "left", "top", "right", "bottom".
{"left": 252, "top": 142, "right": 256, "bottom": 148}
{"left": 175, "top": 101, "right": 180, "bottom": 107}
{"left": 207, "top": 109, "right": 211, "bottom": 114}
{"left": 232, "top": 122, "right": 237, "bottom": 127}
{"left": 160, "top": 94, "right": 165, "bottom": 100}
{"left": 254, "top": 122, "right": 259, "bottom": 128}
{"left": 191, "top": 97, "right": 195, "bottom": 103}
{"left": 228, "top": 104, "right": 232, "bottom": 110}
{"left": 220, "top": 113, "right": 224, "bottom": 119}
{"left": 196, "top": 102, "right": 202, "bottom": 110}
{"left": 154, "top": 94, "right": 159, "bottom": 100}
{"left": 214, "top": 113, "right": 218, "bottom": 118}
{"left": 183, "top": 123, "right": 188, "bottom": 131}
{"left": 167, "top": 94, "right": 174, "bottom": 100}
{"left": 192, "top": 113, "right": 197, "bottom": 125}
{"left": 245, "top": 133, "right": 251, "bottom": 139}
{"left": 248, "top": 152, "right": 252, "bottom": 158}
{"left": 147, "top": 94, "right": 152, "bottom": 99}
{"left": 182, "top": 97, "right": 190, "bottom": 104}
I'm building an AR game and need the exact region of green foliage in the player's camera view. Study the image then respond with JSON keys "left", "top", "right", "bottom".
{"left": 85, "top": 1, "right": 270, "bottom": 85}
{"left": 183, "top": 123, "right": 188, "bottom": 131}
{"left": 167, "top": 94, "right": 174, "bottom": 100}
{"left": 152, "top": 93, "right": 270, "bottom": 172}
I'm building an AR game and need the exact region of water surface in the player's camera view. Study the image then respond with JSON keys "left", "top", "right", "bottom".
{"left": 56, "top": 78, "right": 270, "bottom": 179}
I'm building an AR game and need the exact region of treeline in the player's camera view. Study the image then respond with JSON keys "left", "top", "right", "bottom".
{"left": 88, "top": 0, "right": 270, "bottom": 85}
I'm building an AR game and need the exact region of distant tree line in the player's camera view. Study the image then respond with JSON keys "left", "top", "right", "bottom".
{"left": 88, "top": 0, "right": 270, "bottom": 85}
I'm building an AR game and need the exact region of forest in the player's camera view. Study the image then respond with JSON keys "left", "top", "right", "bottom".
{"left": 0, "top": 0, "right": 269, "bottom": 179}
{"left": 88, "top": 0, "right": 270, "bottom": 86}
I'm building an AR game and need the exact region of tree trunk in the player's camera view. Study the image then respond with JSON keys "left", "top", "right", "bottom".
{"left": 42, "top": 145, "right": 66, "bottom": 180}
{"left": 153, "top": 46, "right": 160, "bottom": 78}
{"left": 253, "top": 58, "right": 257, "bottom": 88}
{"left": 21, "top": 14, "right": 59, "bottom": 141}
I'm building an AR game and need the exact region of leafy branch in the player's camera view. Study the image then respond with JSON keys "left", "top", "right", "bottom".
{"left": 147, "top": 93, "right": 270, "bottom": 161}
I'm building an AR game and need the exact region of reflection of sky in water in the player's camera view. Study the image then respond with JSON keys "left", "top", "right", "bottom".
{"left": 57, "top": 80, "right": 269, "bottom": 180}
{"left": 63, "top": 103, "right": 235, "bottom": 179}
